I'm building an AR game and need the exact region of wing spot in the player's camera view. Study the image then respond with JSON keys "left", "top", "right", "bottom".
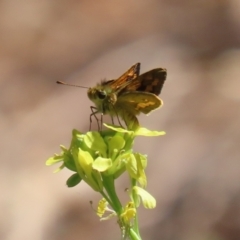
{"left": 135, "top": 101, "right": 155, "bottom": 110}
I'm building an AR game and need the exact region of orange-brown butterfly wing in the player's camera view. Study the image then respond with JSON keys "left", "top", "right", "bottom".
{"left": 122, "top": 68, "right": 167, "bottom": 95}
{"left": 103, "top": 63, "right": 140, "bottom": 91}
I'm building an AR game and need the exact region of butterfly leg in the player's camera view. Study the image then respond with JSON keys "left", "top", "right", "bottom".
{"left": 112, "top": 106, "right": 124, "bottom": 128}
{"left": 116, "top": 113, "right": 124, "bottom": 128}
{"left": 100, "top": 113, "right": 103, "bottom": 131}
{"left": 90, "top": 106, "right": 100, "bottom": 130}
{"left": 110, "top": 115, "right": 115, "bottom": 125}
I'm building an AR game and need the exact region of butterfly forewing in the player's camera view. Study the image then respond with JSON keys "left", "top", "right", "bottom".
{"left": 107, "top": 63, "right": 140, "bottom": 91}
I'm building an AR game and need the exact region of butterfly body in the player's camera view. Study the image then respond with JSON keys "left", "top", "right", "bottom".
{"left": 87, "top": 63, "right": 167, "bottom": 130}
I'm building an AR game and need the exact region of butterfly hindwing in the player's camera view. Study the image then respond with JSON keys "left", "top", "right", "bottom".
{"left": 116, "top": 91, "right": 162, "bottom": 115}
{"left": 123, "top": 68, "right": 167, "bottom": 95}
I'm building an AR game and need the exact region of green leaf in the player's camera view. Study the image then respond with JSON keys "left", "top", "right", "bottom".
{"left": 108, "top": 135, "right": 125, "bottom": 150}
{"left": 46, "top": 148, "right": 77, "bottom": 172}
{"left": 135, "top": 127, "right": 166, "bottom": 136}
{"left": 125, "top": 153, "right": 147, "bottom": 187}
{"left": 92, "top": 157, "right": 112, "bottom": 172}
{"left": 132, "top": 186, "right": 156, "bottom": 209}
{"left": 91, "top": 170, "right": 103, "bottom": 192}
{"left": 46, "top": 155, "right": 63, "bottom": 166}
{"left": 125, "top": 154, "right": 138, "bottom": 179}
{"left": 71, "top": 131, "right": 85, "bottom": 149}
{"left": 134, "top": 153, "right": 147, "bottom": 187}
{"left": 76, "top": 149, "right": 102, "bottom": 192}
{"left": 84, "top": 132, "right": 107, "bottom": 157}
{"left": 107, "top": 152, "right": 128, "bottom": 177}
{"left": 53, "top": 163, "right": 65, "bottom": 173}
{"left": 137, "top": 153, "right": 147, "bottom": 169}
{"left": 63, "top": 152, "right": 77, "bottom": 172}
{"left": 107, "top": 135, "right": 125, "bottom": 159}
{"left": 104, "top": 123, "right": 133, "bottom": 133}
{"left": 66, "top": 173, "right": 82, "bottom": 187}
{"left": 77, "top": 149, "right": 93, "bottom": 176}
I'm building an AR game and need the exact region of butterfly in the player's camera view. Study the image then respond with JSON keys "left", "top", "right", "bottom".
{"left": 87, "top": 62, "right": 167, "bottom": 130}
{"left": 57, "top": 63, "right": 166, "bottom": 130}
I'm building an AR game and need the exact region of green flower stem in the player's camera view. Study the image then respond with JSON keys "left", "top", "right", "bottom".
{"left": 129, "top": 228, "right": 142, "bottom": 240}
{"left": 132, "top": 211, "right": 141, "bottom": 239}
{"left": 130, "top": 178, "right": 141, "bottom": 238}
{"left": 102, "top": 174, "right": 123, "bottom": 214}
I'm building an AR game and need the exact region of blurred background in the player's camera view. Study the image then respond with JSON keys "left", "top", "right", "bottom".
{"left": 1, "top": 0, "right": 240, "bottom": 239}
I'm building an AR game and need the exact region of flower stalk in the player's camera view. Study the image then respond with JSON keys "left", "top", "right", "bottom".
{"left": 46, "top": 124, "right": 165, "bottom": 239}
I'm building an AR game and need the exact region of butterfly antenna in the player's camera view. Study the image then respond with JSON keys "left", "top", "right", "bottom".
{"left": 56, "top": 81, "right": 89, "bottom": 89}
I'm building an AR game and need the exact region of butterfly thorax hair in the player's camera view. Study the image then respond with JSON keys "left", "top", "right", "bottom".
{"left": 87, "top": 79, "right": 118, "bottom": 114}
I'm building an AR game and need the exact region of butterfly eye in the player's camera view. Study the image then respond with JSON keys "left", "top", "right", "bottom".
{"left": 97, "top": 90, "right": 106, "bottom": 99}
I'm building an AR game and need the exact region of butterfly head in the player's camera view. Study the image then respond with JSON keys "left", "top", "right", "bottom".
{"left": 87, "top": 87, "right": 106, "bottom": 102}
{"left": 87, "top": 82, "right": 118, "bottom": 114}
